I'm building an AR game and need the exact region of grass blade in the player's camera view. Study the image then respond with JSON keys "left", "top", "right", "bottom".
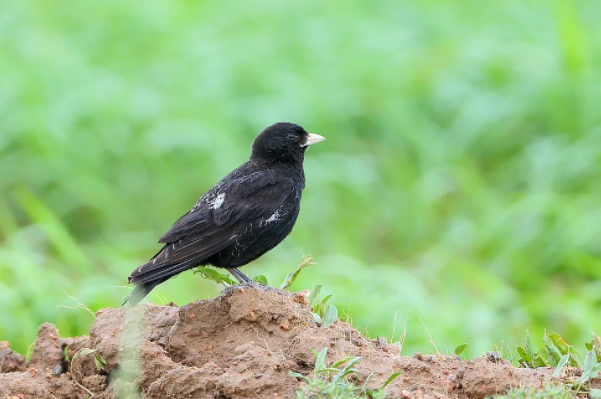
{"left": 324, "top": 304, "right": 338, "bottom": 327}
{"left": 552, "top": 354, "right": 569, "bottom": 377}
{"left": 309, "top": 285, "right": 322, "bottom": 309}
{"left": 583, "top": 349, "right": 595, "bottom": 375}
{"left": 314, "top": 348, "right": 328, "bottom": 372}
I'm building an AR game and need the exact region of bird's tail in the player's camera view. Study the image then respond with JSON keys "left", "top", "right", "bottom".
{"left": 122, "top": 277, "right": 169, "bottom": 306}
{"left": 123, "top": 243, "right": 205, "bottom": 306}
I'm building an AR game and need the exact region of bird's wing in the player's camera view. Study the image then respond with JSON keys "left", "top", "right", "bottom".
{"left": 158, "top": 169, "right": 286, "bottom": 243}
{"left": 128, "top": 172, "right": 293, "bottom": 284}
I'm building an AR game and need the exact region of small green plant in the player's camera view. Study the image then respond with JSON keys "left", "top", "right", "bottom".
{"left": 516, "top": 330, "right": 584, "bottom": 369}
{"left": 573, "top": 349, "right": 601, "bottom": 394}
{"left": 585, "top": 332, "right": 601, "bottom": 362}
{"left": 515, "top": 330, "right": 601, "bottom": 397}
{"left": 290, "top": 348, "right": 401, "bottom": 399}
{"left": 252, "top": 274, "right": 269, "bottom": 285}
{"left": 280, "top": 255, "right": 316, "bottom": 289}
{"left": 193, "top": 265, "right": 271, "bottom": 287}
{"left": 491, "top": 384, "right": 576, "bottom": 399}
{"left": 194, "top": 266, "right": 269, "bottom": 287}
{"left": 454, "top": 343, "right": 468, "bottom": 356}
{"left": 193, "top": 255, "right": 315, "bottom": 289}
{"left": 72, "top": 348, "right": 107, "bottom": 371}
{"left": 309, "top": 285, "right": 338, "bottom": 327}
{"left": 516, "top": 330, "right": 601, "bottom": 370}
{"left": 193, "top": 266, "right": 237, "bottom": 286}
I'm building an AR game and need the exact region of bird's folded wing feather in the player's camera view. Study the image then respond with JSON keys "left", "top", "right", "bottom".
{"left": 128, "top": 172, "right": 293, "bottom": 284}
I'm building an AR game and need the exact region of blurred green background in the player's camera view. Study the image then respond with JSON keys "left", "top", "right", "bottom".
{"left": 1, "top": 0, "right": 600, "bottom": 358}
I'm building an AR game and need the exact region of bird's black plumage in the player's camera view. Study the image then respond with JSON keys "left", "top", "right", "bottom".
{"left": 124, "top": 122, "right": 324, "bottom": 305}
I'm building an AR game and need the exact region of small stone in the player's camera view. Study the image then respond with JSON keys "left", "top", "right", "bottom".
{"left": 485, "top": 351, "right": 502, "bottom": 363}
{"left": 292, "top": 290, "right": 310, "bottom": 306}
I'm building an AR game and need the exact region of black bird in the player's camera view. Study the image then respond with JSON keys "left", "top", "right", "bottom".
{"left": 124, "top": 122, "right": 325, "bottom": 305}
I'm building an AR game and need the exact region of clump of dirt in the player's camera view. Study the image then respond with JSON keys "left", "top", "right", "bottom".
{"left": 1, "top": 340, "right": 26, "bottom": 373}
{"left": 0, "top": 324, "right": 86, "bottom": 399}
{"left": 0, "top": 286, "right": 598, "bottom": 399}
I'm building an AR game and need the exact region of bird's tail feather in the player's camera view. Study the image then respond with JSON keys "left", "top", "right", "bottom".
{"left": 122, "top": 278, "right": 168, "bottom": 306}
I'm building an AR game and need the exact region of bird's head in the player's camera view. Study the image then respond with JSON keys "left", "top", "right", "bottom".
{"left": 251, "top": 122, "right": 325, "bottom": 164}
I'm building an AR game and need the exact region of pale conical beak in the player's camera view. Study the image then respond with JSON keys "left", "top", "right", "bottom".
{"left": 302, "top": 133, "right": 325, "bottom": 147}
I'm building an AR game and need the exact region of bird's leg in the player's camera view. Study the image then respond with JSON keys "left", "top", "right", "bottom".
{"left": 225, "top": 267, "right": 287, "bottom": 297}
{"left": 228, "top": 268, "right": 256, "bottom": 285}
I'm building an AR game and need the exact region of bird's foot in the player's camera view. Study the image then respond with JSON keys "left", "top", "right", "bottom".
{"left": 222, "top": 281, "right": 287, "bottom": 297}
{"left": 238, "top": 280, "right": 260, "bottom": 288}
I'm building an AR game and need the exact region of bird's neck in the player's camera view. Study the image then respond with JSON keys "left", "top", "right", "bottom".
{"left": 250, "top": 146, "right": 306, "bottom": 165}
{"left": 249, "top": 157, "right": 305, "bottom": 186}
{"left": 249, "top": 154, "right": 304, "bottom": 168}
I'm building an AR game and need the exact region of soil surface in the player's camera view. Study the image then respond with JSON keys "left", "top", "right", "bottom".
{"left": 1, "top": 286, "right": 598, "bottom": 399}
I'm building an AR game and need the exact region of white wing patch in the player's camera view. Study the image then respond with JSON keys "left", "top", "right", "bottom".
{"left": 265, "top": 210, "right": 281, "bottom": 224}
{"left": 207, "top": 193, "right": 226, "bottom": 210}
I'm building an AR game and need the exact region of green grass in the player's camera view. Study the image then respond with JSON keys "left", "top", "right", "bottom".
{"left": 512, "top": 330, "right": 601, "bottom": 398}
{"left": 491, "top": 385, "right": 576, "bottom": 399}
{"left": 1, "top": 0, "right": 601, "bottom": 357}
{"left": 292, "top": 348, "right": 400, "bottom": 399}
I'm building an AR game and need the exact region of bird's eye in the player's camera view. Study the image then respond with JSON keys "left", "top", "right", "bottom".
{"left": 287, "top": 133, "right": 295, "bottom": 140}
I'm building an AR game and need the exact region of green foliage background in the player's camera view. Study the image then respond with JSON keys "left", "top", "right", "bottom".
{"left": 1, "top": 0, "right": 600, "bottom": 358}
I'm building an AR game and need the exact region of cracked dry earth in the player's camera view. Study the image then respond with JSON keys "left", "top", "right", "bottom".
{"left": 1, "top": 286, "right": 597, "bottom": 399}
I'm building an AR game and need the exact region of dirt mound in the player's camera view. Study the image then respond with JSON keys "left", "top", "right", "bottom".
{"left": 1, "top": 286, "right": 596, "bottom": 398}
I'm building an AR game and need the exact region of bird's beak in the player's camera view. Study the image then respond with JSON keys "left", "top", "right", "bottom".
{"left": 302, "top": 133, "right": 325, "bottom": 147}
